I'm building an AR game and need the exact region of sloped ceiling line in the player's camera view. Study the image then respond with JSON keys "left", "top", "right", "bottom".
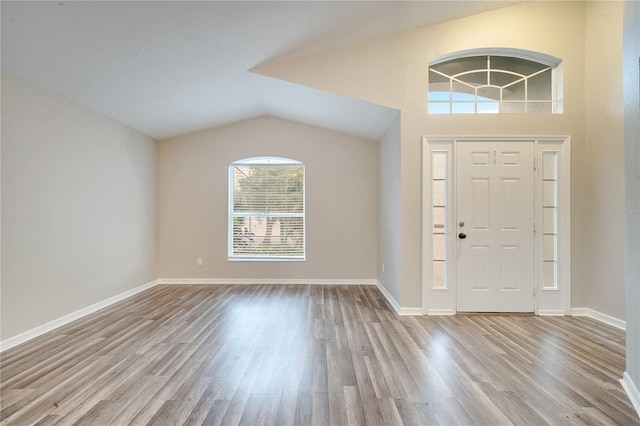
{"left": 1, "top": 1, "right": 516, "bottom": 141}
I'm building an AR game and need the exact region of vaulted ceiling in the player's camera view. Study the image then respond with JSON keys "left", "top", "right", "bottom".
{"left": 1, "top": 1, "right": 517, "bottom": 141}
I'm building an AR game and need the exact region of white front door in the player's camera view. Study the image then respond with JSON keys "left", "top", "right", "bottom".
{"left": 456, "top": 141, "right": 535, "bottom": 312}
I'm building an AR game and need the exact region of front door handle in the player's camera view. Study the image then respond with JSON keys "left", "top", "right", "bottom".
{"left": 458, "top": 233, "right": 467, "bottom": 239}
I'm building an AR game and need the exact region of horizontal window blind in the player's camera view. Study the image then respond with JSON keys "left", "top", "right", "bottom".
{"left": 229, "top": 158, "right": 305, "bottom": 260}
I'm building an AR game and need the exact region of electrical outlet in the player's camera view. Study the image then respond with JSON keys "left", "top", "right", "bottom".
{"left": 381, "top": 262, "right": 385, "bottom": 272}
{"left": 197, "top": 257, "right": 203, "bottom": 266}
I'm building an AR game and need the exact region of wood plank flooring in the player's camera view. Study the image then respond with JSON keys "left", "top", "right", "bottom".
{"left": 1, "top": 284, "right": 638, "bottom": 425}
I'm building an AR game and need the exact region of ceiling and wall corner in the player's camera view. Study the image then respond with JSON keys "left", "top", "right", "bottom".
{"left": 0, "top": 1, "right": 518, "bottom": 142}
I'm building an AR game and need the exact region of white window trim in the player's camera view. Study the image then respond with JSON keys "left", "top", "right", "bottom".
{"left": 430, "top": 48, "right": 562, "bottom": 68}
{"left": 228, "top": 157, "right": 306, "bottom": 262}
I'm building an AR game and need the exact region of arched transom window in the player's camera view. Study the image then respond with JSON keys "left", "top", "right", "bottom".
{"left": 428, "top": 50, "right": 562, "bottom": 114}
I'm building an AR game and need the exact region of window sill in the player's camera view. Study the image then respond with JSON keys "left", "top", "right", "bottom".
{"left": 228, "top": 257, "right": 306, "bottom": 262}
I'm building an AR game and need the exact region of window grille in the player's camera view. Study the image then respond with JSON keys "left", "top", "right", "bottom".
{"left": 542, "top": 151, "right": 559, "bottom": 288}
{"left": 428, "top": 52, "right": 561, "bottom": 114}
{"left": 432, "top": 151, "right": 448, "bottom": 289}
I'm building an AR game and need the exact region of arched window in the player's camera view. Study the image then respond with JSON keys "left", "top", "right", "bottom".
{"left": 228, "top": 156, "right": 305, "bottom": 260}
{"left": 428, "top": 49, "right": 562, "bottom": 114}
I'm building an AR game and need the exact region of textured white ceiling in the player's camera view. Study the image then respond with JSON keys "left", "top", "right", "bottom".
{"left": 1, "top": 1, "right": 516, "bottom": 141}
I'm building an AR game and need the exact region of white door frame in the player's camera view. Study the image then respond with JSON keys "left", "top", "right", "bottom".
{"left": 421, "top": 136, "right": 571, "bottom": 315}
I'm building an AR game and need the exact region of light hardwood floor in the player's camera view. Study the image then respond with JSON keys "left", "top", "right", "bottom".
{"left": 1, "top": 284, "right": 638, "bottom": 425}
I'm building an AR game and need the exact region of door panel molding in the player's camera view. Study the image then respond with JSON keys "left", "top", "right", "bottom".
{"left": 456, "top": 140, "right": 535, "bottom": 312}
{"left": 422, "top": 136, "right": 571, "bottom": 315}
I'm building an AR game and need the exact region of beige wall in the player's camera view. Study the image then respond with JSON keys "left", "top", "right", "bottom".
{"left": 624, "top": 0, "right": 640, "bottom": 399}
{"left": 1, "top": 69, "right": 159, "bottom": 340}
{"left": 377, "top": 114, "right": 402, "bottom": 303}
{"left": 256, "top": 1, "right": 592, "bottom": 310}
{"left": 585, "top": 2, "right": 626, "bottom": 319}
{"left": 158, "top": 116, "right": 377, "bottom": 280}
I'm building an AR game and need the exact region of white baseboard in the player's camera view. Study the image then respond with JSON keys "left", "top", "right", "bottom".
{"left": 621, "top": 371, "right": 640, "bottom": 417}
{"left": 427, "top": 309, "right": 456, "bottom": 315}
{"left": 571, "top": 307, "right": 626, "bottom": 330}
{"left": 374, "top": 280, "right": 422, "bottom": 315}
{"left": 0, "top": 279, "right": 161, "bottom": 353}
{"left": 375, "top": 280, "right": 401, "bottom": 314}
{"left": 158, "top": 278, "right": 377, "bottom": 286}
{"left": 538, "top": 309, "right": 566, "bottom": 316}
{"left": 399, "top": 307, "right": 424, "bottom": 315}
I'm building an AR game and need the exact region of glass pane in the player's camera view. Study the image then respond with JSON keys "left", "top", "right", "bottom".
{"left": 543, "top": 235, "right": 557, "bottom": 262}
{"left": 432, "top": 152, "right": 447, "bottom": 180}
{"left": 490, "top": 56, "right": 548, "bottom": 75}
{"left": 528, "top": 69, "right": 552, "bottom": 100}
{"left": 233, "top": 166, "right": 304, "bottom": 213}
{"left": 433, "top": 233, "right": 446, "bottom": 261}
{"left": 452, "top": 102, "right": 475, "bottom": 114}
{"left": 429, "top": 69, "right": 450, "bottom": 84}
{"left": 233, "top": 216, "right": 304, "bottom": 257}
{"left": 542, "top": 152, "right": 557, "bottom": 180}
{"left": 433, "top": 261, "right": 446, "bottom": 289}
{"left": 490, "top": 70, "right": 522, "bottom": 87}
{"left": 429, "top": 74, "right": 451, "bottom": 93}
{"left": 477, "top": 102, "right": 499, "bottom": 114}
{"left": 477, "top": 86, "right": 500, "bottom": 101}
{"left": 543, "top": 261, "right": 557, "bottom": 289}
{"left": 527, "top": 102, "right": 552, "bottom": 113}
{"left": 433, "top": 206, "right": 445, "bottom": 231}
{"left": 501, "top": 101, "right": 526, "bottom": 113}
{"left": 429, "top": 55, "right": 556, "bottom": 115}
{"left": 543, "top": 207, "right": 557, "bottom": 234}
{"left": 429, "top": 91, "right": 450, "bottom": 102}
{"left": 452, "top": 81, "right": 475, "bottom": 97}
{"left": 503, "top": 80, "right": 525, "bottom": 101}
{"left": 457, "top": 71, "right": 487, "bottom": 86}
{"left": 431, "top": 56, "right": 487, "bottom": 76}
{"left": 543, "top": 181, "right": 557, "bottom": 207}
{"left": 429, "top": 101, "right": 450, "bottom": 114}
{"left": 433, "top": 180, "right": 446, "bottom": 206}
